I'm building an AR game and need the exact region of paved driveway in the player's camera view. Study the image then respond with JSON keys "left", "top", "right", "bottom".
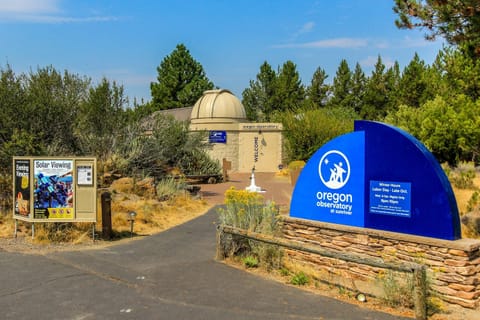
{"left": 0, "top": 206, "right": 409, "bottom": 320}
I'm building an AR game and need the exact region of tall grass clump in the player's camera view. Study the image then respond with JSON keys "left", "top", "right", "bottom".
{"left": 218, "top": 187, "right": 282, "bottom": 269}
{"left": 156, "top": 177, "right": 187, "bottom": 201}
{"left": 218, "top": 187, "right": 279, "bottom": 233}
{"left": 378, "top": 270, "right": 415, "bottom": 308}
{"left": 34, "top": 223, "right": 92, "bottom": 244}
{"left": 446, "top": 162, "right": 477, "bottom": 189}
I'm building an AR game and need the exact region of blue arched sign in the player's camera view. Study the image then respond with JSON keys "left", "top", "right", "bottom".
{"left": 290, "top": 120, "right": 461, "bottom": 240}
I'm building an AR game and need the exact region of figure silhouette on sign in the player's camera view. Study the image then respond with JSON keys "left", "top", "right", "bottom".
{"left": 328, "top": 162, "right": 346, "bottom": 184}
{"left": 320, "top": 151, "right": 350, "bottom": 190}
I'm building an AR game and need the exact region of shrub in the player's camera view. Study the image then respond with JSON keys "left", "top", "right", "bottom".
{"left": 291, "top": 271, "right": 309, "bottom": 286}
{"left": 218, "top": 187, "right": 279, "bottom": 233}
{"left": 467, "top": 191, "right": 480, "bottom": 212}
{"left": 277, "top": 107, "right": 356, "bottom": 162}
{"left": 0, "top": 171, "right": 12, "bottom": 215}
{"left": 449, "top": 162, "right": 476, "bottom": 189}
{"left": 288, "top": 160, "right": 306, "bottom": 171}
{"left": 156, "top": 177, "right": 186, "bottom": 201}
{"left": 243, "top": 255, "right": 259, "bottom": 268}
{"left": 280, "top": 268, "right": 290, "bottom": 276}
{"left": 217, "top": 187, "right": 282, "bottom": 268}
{"left": 377, "top": 270, "right": 414, "bottom": 308}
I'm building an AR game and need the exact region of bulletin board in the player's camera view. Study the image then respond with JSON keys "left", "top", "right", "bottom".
{"left": 13, "top": 157, "right": 97, "bottom": 223}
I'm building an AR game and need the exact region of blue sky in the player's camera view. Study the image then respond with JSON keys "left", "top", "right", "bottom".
{"left": 0, "top": 0, "right": 445, "bottom": 104}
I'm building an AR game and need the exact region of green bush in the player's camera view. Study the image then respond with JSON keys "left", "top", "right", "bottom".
{"left": 467, "top": 191, "right": 480, "bottom": 212}
{"left": 242, "top": 256, "right": 259, "bottom": 268}
{"left": 385, "top": 95, "right": 480, "bottom": 165}
{"left": 218, "top": 188, "right": 279, "bottom": 233}
{"left": 280, "top": 268, "right": 290, "bottom": 276}
{"left": 449, "top": 162, "right": 476, "bottom": 189}
{"left": 291, "top": 271, "right": 309, "bottom": 286}
{"left": 217, "top": 188, "right": 282, "bottom": 268}
{"left": 277, "top": 107, "right": 356, "bottom": 162}
{"left": 156, "top": 177, "right": 186, "bottom": 201}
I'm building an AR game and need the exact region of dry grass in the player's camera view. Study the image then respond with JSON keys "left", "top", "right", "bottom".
{"left": 0, "top": 214, "right": 15, "bottom": 236}
{"left": 452, "top": 176, "right": 480, "bottom": 214}
{"left": 109, "top": 192, "right": 209, "bottom": 236}
{"left": 0, "top": 184, "right": 210, "bottom": 248}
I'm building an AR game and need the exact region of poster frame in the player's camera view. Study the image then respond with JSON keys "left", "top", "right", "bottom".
{"left": 12, "top": 157, "right": 97, "bottom": 223}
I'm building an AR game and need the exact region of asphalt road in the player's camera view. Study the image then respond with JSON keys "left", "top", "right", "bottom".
{"left": 0, "top": 207, "right": 409, "bottom": 320}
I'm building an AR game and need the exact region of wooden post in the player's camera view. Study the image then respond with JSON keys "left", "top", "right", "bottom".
{"left": 101, "top": 191, "right": 112, "bottom": 240}
{"left": 222, "top": 158, "right": 231, "bottom": 182}
{"left": 413, "top": 266, "right": 427, "bottom": 320}
{"left": 215, "top": 226, "right": 226, "bottom": 261}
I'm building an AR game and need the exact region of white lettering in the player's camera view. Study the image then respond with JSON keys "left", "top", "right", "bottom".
{"left": 316, "top": 191, "right": 352, "bottom": 204}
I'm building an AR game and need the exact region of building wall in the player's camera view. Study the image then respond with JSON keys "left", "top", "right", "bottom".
{"left": 282, "top": 217, "right": 480, "bottom": 309}
{"left": 238, "top": 123, "right": 283, "bottom": 173}
{"left": 238, "top": 131, "right": 282, "bottom": 172}
{"left": 191, "top": 122, "right": 283, "bottom": 173}
{"left": 209, "top": 132, "right": 240, "bottom": 172}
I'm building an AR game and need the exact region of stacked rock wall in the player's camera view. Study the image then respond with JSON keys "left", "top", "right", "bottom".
{"left": 282, "top": 217, "right": 480, "bottom": 309}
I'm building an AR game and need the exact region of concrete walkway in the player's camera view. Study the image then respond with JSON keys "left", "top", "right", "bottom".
{"left": 0, "top": 207, "right": 409, "bottom": 320}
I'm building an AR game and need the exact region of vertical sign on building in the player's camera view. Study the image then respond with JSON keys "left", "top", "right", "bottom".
{"left": 254, "top": 136, "right": 259, "bottom": 163}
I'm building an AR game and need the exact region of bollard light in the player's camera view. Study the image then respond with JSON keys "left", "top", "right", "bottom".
{"left": 355, "top": 292, "right": 367, "bottom": 303}
{"left": 127, "top": 211, "right": 137, "bottom": 237}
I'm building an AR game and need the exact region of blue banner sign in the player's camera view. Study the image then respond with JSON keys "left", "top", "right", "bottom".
{"left": 369, "top": 181, "right": 411, "bottom": 217}
{"left": 290, "top": 120, "right": 461, "bottom": 240}
{"left": 290, "top": 131, "right": 365, "bottom": 227}
{"left": 209, "top": 131, "right": 227, "bottom": 143}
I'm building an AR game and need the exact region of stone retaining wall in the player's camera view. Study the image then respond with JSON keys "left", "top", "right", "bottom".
{"left": 282, "top": 217, "right": 480, "bottom": 309}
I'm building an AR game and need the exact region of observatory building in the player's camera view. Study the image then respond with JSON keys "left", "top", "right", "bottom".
{"left": 189, "top": 89, "right": 283, "bottom": 172}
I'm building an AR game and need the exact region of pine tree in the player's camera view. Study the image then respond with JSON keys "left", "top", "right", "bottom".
{"left": 306, "top": 67, "right": 329, "bottom": 108}
{"left": 398, "top": 53, "right": 428, "bottom": 107}
{"left": 242, "top": 61, "right": 277, "bottom": 121}
{"left": 385, "top": 61, "right": 401, "bottom": 113}
{"left": 328, "top": 59, "right": 353, "bottom": 109}
{"left": 351, "top": 63, "right": 366, "bottom": 114}
{"left": 394, "top": 0, "right": 480, "bottom": 58}
{"left": 361, "top": 56, "right": 388, "bottom": 120}
{"left": 273, "top": 61, "right": 305, "bottom": 113}
{"left": 150, "top": 44, "right": 214, "bottom": 110}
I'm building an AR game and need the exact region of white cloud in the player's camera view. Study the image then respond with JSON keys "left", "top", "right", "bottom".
{"left": 9, "top": 14, "right": 120, "bottom": 23}
{"left": 0, "top": 0, "right": 59, "bottom": 13}
{"left": 0, "top": 0, "right": 120, "bottom": 23}
{"left": 360, "top": 56, "right": 395, "bottom": 70}
{"left": 298, "top": 21, "right": 315, "bottom": 35}
{"left": 373, "top": 36, "right": 442, "bottom": 49}
{"left": 273, "top": 37, "right": 368, "bottom": 49}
